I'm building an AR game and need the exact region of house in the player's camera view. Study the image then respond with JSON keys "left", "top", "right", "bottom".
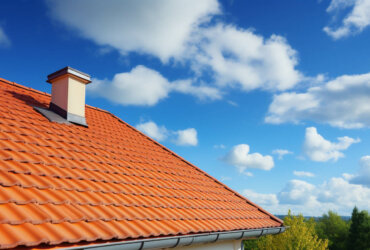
{"left": 0, "top": 67, "right": 284, "bottom": 249}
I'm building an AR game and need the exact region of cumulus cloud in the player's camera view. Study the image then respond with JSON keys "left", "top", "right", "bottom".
{"left": 243, "top": 177, "right": 370, "bottom": 216}
{"left": 90, "top": 66, "right": 169, "bottom": 106}
{"left": 136, "top": 121, "right": 168, "bottom": 141}
{"left": 324, "top": 0, "right": 370, "bottom": 39}
{"left": 171, "top": 80, "right": 222, "bottom": 100}
{"left": 0, "top": 27, "right": 10, "bottom": 47}
{"left": 293, "top": 171, "right": 315, "bottom": 178}
{"left": 223, "top": 144, "right": 274, "bottom": 174}
{"left": 220, "top": 176, "right": 232, "bottom": 182}
{"left": 47, "top": 0, "right": 220, "bottom": 62}
{"left": 243, "top": 172, "right": 254, "bottom": 177}
{"left": 227, "top": 101, "right": 238, "bottom": 107}
{"left": 136, "top": 120, "right": 198, "bottom": 146}
{"left": 242, "top": 189, "right": 279, "bottom": 206}
{"left": 349, "top": 155, "right": 370, "bottom": 187}
{"left": 278, "top": 179, "right": 317, "bottom": 205}
{"left": 192, "top": 24, "right": 302, "bottom": 91}
{"left": 272, "top": 149, "right": 293, "bottom": 160}
{"left": 342, "top": 173, "right": 355, "bottom": 180}
{"left": 316, "top": 177, "right": 370, "bottom": 210}
{"left": 266, "top": 73, "right": 370, "bottom": 128}
{"left": 89, "top": 65, "right": 221, "bottom": 106}
{"left": 174, "top": 128, "right": 198, "bottom": 146}
{"left": 303, "top": 127, "right": 360, "bottom": 162}
{"left": 48, "top": 0, "right": 304, "bottom": 96}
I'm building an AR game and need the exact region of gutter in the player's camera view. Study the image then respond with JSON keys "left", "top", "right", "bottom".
{"left": 65, "top": 227, "right": 286, "bottom": 250}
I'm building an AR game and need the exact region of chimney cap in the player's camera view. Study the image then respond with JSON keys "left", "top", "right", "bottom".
{"left": 47, "top": 66, "right": 91, "bottom": 84}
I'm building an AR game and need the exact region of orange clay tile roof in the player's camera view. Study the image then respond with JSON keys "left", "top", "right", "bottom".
{"left": 0, "top": 77, "right": 283, "bottom": 249}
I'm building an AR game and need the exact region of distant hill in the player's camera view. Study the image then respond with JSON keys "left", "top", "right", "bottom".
{"left": 275, "top": 215, "right": 351, "bottom": 221}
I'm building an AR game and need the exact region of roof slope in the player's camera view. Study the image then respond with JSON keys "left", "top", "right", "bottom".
{"left": 0, "top": 78, "right": 282, "bottom": 249}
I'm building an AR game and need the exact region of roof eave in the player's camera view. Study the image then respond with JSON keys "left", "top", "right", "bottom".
{"left": 63, "top": 227, "right": 286, "bottom": 250}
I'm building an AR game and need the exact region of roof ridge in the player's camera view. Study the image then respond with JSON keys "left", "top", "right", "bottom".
{"left": 0, "top": 77, "right": 114, "bottom": 116}
{"left": 0, "top": 77, "right": 49, "bottom": 97}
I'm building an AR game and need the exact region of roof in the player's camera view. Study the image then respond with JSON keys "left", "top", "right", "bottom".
{"left": 0, "top": 77, "right": 283, "bottom": 249}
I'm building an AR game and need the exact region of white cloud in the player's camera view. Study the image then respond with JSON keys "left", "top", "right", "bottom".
{"left": 90, "top": 65, "right": 169, "bottom": 106}
{"left": 342, "top": 173, "right": 355, "bottom": 180}
{"left": 266, "top": 73, "right": 370, "bottom": 128}
{"left": 243, "top": 177, "right": 370, "bottom": 216}
{"left": 303, "top": 127, "right": 359, "bottom": 162}
{"left": 89, "top": 65, "right": 221, "bottom": 106}
{"left": 220, "top": 176, "right": 232, "bottom": 181}
{"left": 349, "top": 155, "right": 370, "bottom": 187}
{"left": 171, "top": 80, "right": 222, "bottom": 100}
{"left": 293, "top": 171, "right": 315, "bottom": 178}
{"left": 47, "top": 0, "right": 219, "bottom": 62}
{"left": 324, "top": 0, "right": 370, "bottom": 39}
{"left": 243, "top": 172, "right": 254, "bottom": 177}
{"left": 223, "top": 144, "right": 274, "bottom": 173}
{"left": 227, "top": 100, "right": 238, "bottom": 107}
{"left": 136, "top": 121, "right": 168, "bottom": 141}
{"left": 214, "top": 144, "right": 226, "bottom": 149}
{"left": 174, "top": 128, "right": 198, "bottom": 146}
{"left": 0, "top": 27, "right": 10, "bottom": 47}
{"left": 278, "top": 179, "right": 317, "bottom": 205}
{"left": 326, "top": 0, "right": 357, "bottom": 12}
{"left": 272, "top": 149, "right": 293, "bottom": 160}
{"left": 192, "top": 24, "right": 302, "bottom": 91}
{"left": 48, "top": 0, "right": 304, "bottom": 96}
{"left": 136, "top": 121, "right": 198, "bottom": 146}
{"left": 242, "top": 189, "right": 279, "bottom": 206}
{"left": 316, "top": 177, "right": 370, "bottom": 212}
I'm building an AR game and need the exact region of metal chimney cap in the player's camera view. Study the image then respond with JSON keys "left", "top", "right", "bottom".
{"left": 47, "top": 66, "right": 91, "bottom": 84}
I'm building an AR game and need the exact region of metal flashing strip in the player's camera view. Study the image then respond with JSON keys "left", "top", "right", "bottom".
{"left": 64, "top": 227, "right": 286, "bottom": 250}
{"left": 33, "top": 106, "right": 71, "bottom": 125}
{"left": 49, "top": 103, "right": 88, "bottom": 127}
{"left": 67, "top": 112, "right": 88, "bottom": 127}
{"left": 47, "top": 66, "right": 91, "bottom": 83}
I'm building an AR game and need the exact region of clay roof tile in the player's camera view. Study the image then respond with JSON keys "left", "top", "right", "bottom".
{"left": 0, "top": 78, "right": 282, "bottom": 249}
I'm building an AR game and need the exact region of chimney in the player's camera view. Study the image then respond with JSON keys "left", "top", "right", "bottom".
{"left": 47, "top": 67, "right": 91, "bottom": 126}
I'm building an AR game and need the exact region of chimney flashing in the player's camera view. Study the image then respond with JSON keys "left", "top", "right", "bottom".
{"left": 47, "top": 66, "right": 91, "bottom": 84}
{"left": 34, "top": 106, "right": 72, "bottom": 125}
{"left": 49, "top": 102, "right": 88, "bottom": 127}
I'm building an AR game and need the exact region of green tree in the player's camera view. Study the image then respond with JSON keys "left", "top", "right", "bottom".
{"left": 244, "top": 211, "right": 328, "bottom": 250}
{"left": 316, "top": 211, "right": 349, "bottom": 250}
{"left": 347, "top": 207, "right": 370, "bottom": 250}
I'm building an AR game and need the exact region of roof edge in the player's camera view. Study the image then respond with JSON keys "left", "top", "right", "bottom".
{"left": 107, "top": 111, "right": 283, "bottom": 225}
{"left": 64, "top": 227, "right": 286, "bottom": 250}
{"left": 0, "top": 77, "right": 119, "bottom": 116}
{"left": 0, "top": 77, "right": 49, "bottom": 97}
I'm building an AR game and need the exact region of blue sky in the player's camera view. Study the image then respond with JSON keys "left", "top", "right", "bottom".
{"left": 1, "top": 0, "right": 370, "bottom": 216}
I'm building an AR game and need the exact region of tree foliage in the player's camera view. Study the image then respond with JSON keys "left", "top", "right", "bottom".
{"left": 347, "top": 207, "right": 370, "bottom": 250}
{"left": 316, "top": 211, "right": 349, "bottom": 250}
{"left": 244, "top": 210, "right": 328, "bottom": 250}
{"left": 244, "top": 207, "right": 370, "bottom": 250}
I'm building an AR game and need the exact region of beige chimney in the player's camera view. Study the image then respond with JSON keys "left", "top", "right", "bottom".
{"left": 47, "top": 67, "right": 91, "bottom": 126}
